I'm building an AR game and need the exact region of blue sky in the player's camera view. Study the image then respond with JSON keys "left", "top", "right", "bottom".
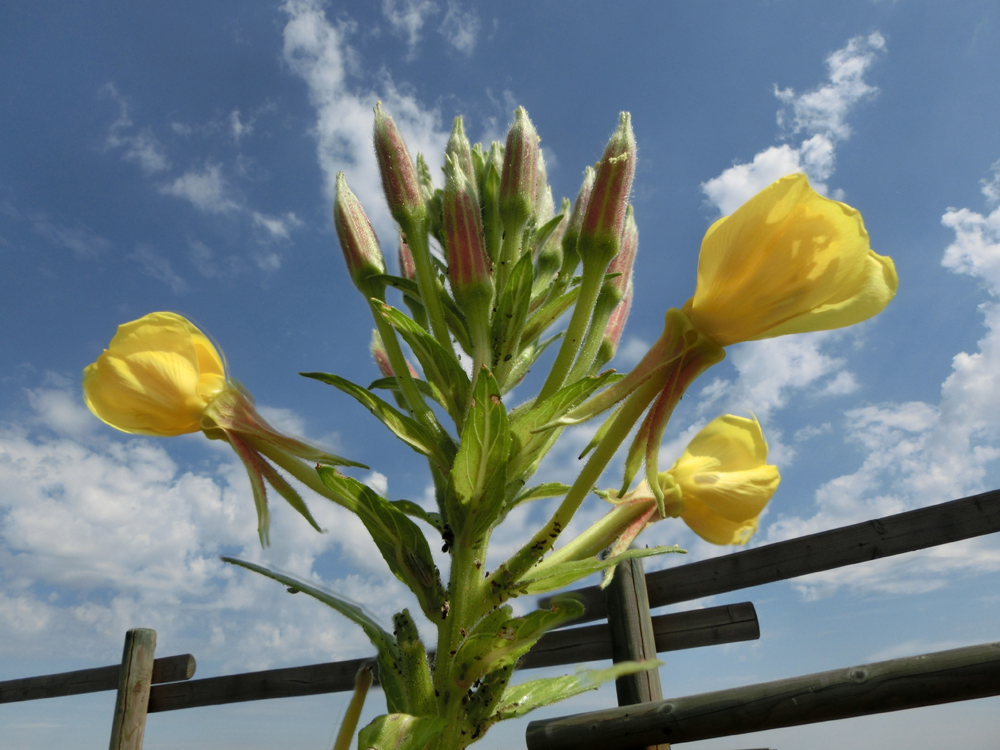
{"left": 2, "top": 1, "right": 1000, "bottom": 748}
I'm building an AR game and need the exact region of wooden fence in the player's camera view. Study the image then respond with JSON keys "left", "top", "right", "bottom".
{"left": 1, "top": 488, "right": 998, "bottom": 749}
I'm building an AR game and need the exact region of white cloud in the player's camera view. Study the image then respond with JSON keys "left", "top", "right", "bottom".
{"left": 702, "top": 32, "right": 885, "bottom": 215}
{"left": 101, "top": 83, "right": 170, "bottom": 175}
{"left": 758, "top": 166, "right": 1000, "bottom": 598}
{"left": 31, "top": 216, "right": 112, "bottom": 260}
{"left": 440, "top": 2, "right": 480, "bottom": 55}
{"left": 0, "top": 387, "right": 414, "bottom": 668}
{"left": 382, "top": 0, "right": 439, "bottom": 58}
{"left": 230, "top": 109, "right": 254, "bottom": 143}
{"left": 159, "top": 163, "right": 242, "bottom": 214}
{"left": 281, "top": 0, "right": 450, "bottom": 249}
{"left": 981, "top": 159, "right": 1000, "bottom": 206}
{"left": 252, "top": 210, "right": 303, "bottom": 239}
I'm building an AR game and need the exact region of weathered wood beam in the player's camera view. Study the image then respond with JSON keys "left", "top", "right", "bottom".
{"left": 0, "top": 654, "right": 196, "bottom": 704}
{"left": 147, "top": 603, "right": 759, "bottom": 712}
{"left": 109, "top": 628, "right": 157, "bottom": 750}
{"left": 547, "top": 488, "right": 1000, "bottom": 624}
{"left": 525, "top": 641, "right": 1000, "bottom": 750}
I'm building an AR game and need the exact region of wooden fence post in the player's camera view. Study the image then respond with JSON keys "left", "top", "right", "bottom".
{"left": 603, "top": 556, "right": 669, "bottom": 750}
{"left": 109, "top": 628, "right": 157, "bottom": 750}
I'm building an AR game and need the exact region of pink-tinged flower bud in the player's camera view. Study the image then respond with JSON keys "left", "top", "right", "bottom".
{"left": 534, "top": 148, "right": 551, "bottom": 221}
{"left": 443, "top": 154, "right": 493, "bottom": 304}
{"left": 604, "top": 204, "right": 638, "bottom": 303}
{"left": 373, "top": 102, "right": 426, "bottom": 228}
{"left": 561, "top": 166, "right": 596, "bottom": 276}
{"left": 579, "top": 112, "right": 636, "bottom": 265}
{"left": 371, "top": 330, "right": 419, "bottom": 379}
{"left": 446, "top": 116, "right": 477, "bottom": 201}
{"left": 499, "top": 107, "right": 539, "bottom": 230}
{"left": 398, "top": 235, "right": 417, "bottom": 280}
{"left": 600, "top": 277, "right": 634, "bottom": 363}
{"left": 333, "top": 172, "right": 386, "bottom": 298}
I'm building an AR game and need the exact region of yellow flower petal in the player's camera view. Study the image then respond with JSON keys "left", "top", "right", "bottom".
{"left": 83, "top": 312, "right": 227, "bottom": 437}
{"left": 686, "top": 173, "right": 898, "bottom": 346}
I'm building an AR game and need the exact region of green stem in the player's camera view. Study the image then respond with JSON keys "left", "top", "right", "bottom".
{"left": 404, "top": 219, "right": 453, "bottom": 353}
{"left": 536, "top": 258, "right": 609, "bottom": 402}
{"left": 564, "top": 289, "right": 617, "bottom": 385}
{"left": 487, "top": 376, "right": 663, "bottom": 597}
{"left": 535, "top": 500, "right": 650, "bottom": 570}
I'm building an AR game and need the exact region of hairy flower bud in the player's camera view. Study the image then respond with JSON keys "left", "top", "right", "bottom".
{"left": 578, "top": 112, "right": 636, "bottom": 266}
{"left": 443, "top": 154, "right": 493, "bottom": 305}
{"left": 598, "top": 277, "right": 633, "bottom": 366}
{"left": 604, "top": 204, "right": 638, "bottom": 304}
{"left": 333, "top": 172, "right": 386, "bottom": 298}
{"left": 561, "top": 166, "right": 596, "bottom": 278}
{"left": 498, "top": 107, "right": 539, "bottom": 231}
{"left": 533, "top": 148, "right": 551, "bottom": 222}
{"left": 371, "top": 330, "right": 419, "bottom": 379}
{"left": 398, "top": 235, "right": 416, "bottom": 280}
{"left": 373, "top": 102, "right": 426, "bottom": 228}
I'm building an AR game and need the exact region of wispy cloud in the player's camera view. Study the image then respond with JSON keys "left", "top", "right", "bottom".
{"left": 702, "top": 32, "right": 885, "bottom": 215}
{"left": 130, "top": 244, "right": 189, "bottom": 293}
{"left": 32, "top": 215, "right": 112, "bottom": 260}
{"left": 159, "top": 163, "right": 242, "bottom": 214}
{"left": 100, "top": 83, "right": 170, "bottom": 175}
{"left": 252, "top": 211, "right": 303, "bottom": 240}
{"left": 382, "top": 0, "right": 439, "bottom": 58}
{"left": 440, "top": 2, "right": 480, "bottom": 55}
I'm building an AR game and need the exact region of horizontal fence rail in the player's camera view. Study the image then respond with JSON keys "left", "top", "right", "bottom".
{"left": 548, "top": 488, "right": 1000, "bottom": 624}
{"left": 0, "top": 654, "right": 196, "bottom": 705}
{"left": 525, "top": 641, "right": 1000, "bottom": 750}
{"left": 146, "top": 603, "right": 758, "bottom": 712}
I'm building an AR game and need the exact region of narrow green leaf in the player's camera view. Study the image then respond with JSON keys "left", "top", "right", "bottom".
{"left": 521, "top": 286, "right": 580, "bottom": 346}
{"left": 449, "top": 369, "right": 510, "bottom": 538}
{"left": 390, "top": 499, "right": 443, "bottom": 533}
{"left": 491, "top": 660, "right": 662, "bottom": 721}
{"left": 528, "top": 213, "right": 565, "bottom": 260}
{"left": 303, "top": 372, "right": 453, "bottom": 472}
{"left": 500, "top": 332, "right": 561, "bottom": 395}
{"left": 317, "top": 468, "right": 447, "bottom": 621}
{"left": 491, "top": 252, "right": 534, "bottom": 386}
{"left": 376, "top": 302, "right": 471, "bottom": 422}
{"left": 368, "top": 375, "right": 445, "bottom": 409}
{"left": 519, "top": 545, "right": 684, "bottom": 595}
{"left": 513, "top": 482, "right": 571, "bottom": 505}
{"left": 372, "top": 274, "right": 472, "bottom": 354}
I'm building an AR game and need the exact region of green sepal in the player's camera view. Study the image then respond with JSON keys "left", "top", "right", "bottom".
{"left": 449, "top": 368, "right": 510, "bottom": 539}
{"left": 368, "top": 376, "right": 445, "bottom": 410}
{"left": 452, "top": 596, "right": 583, "bottom": 688}
{"left": 375, "top": 302, "right": 471, "bottom": 424}
{"left": 357, "top": 714, "right": 447, "bottom": 750}
{"left": 507, "top": 370, "right": 621, "bottom": 479}
{"left": 521, "top": 286, "right": 580, "bottom": 346}
{"left": 491, "top": 252, "right": 533, "bottom": 386}
{"left": 392, "top": 610, "right": 436, "bottom": 716}
{"left": 488, "top": 660, "right": 662, "bottom": 722}
{"left": 220, "top": 557, "right": 408, "bottom": 713}
{"left": 303, "top": 371, "right": 454, "bottom": 472}
{"left": 390, "top": 499, "right": 444, "bottom": 533}
{"left": 317, "top": 469, "right": 447, "bottom": 622}
{"left": 520, "top": 545, "right": 683, "bottom": 595}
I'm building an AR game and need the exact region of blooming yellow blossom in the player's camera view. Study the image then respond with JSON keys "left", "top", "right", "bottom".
{"left": 683, "top": 173, "right": 898, "bottom": 347}
{"left": 83, "top": 312, "right": 227, "bottom": 437}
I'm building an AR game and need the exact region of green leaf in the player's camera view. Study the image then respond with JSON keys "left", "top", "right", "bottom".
{"left": 513, "top": 482, "right": 571, "bottom": 505}
{"left": 357, "top": 714, "right": 447, "bottom": 750}
{"left": 528, "top": 213, "right": 566, "bottom": 260}
{"left": 368, "top": 376, "right": 445, "bottom": 410}
{"left": 449, "top": 369, "right": 510, "bottom": 538}
{"left": 390, "top": 499, "right": 443, "bottom": 533}
{"left": 521, "top": 286, "right": 579, "bottom": 346}
{"left": 303, "top": 372, "right": 453, "bottom": 472}
{"left": 221, "top": 557, "right": 408, "bottom": 713}
{"left": 519, "top": 545, "right": 684, "bottom": 595}
{"left": 375, "top": 302, "right": 471, "bottom": 423}
{"left": 453, "top": 596, "right": 583, "bottom": 687}
{"left": 507, "top": 370, "right": 622, "bottom": 480}
{"left": 317, "top": 469, "right": 447, "bottom": 621}
{"left": 491, "top": 660, "right": 662, "bottom": 722}
{"left": 372, "top": 274, "right": 471, "bottom": 354}
{"left": 491, "top": 252, "right": 533, "bottom": 386}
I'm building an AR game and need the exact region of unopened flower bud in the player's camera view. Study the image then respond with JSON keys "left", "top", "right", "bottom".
{"left": 446, "top": 116, "right": 477, "bottom": 201}
{"left": 371, "top": 330, "right": 419, "bottom": 379}
{"left": 373, "top": 102, "right": 426, "bottom": 228}
{"left": 443, "top": 154, "right": 493, "bottom": 305}
{"left": 561, "top": 166, "right": 596, "bottom": 277}
{"left": 499, "top": 107, "right": 539, "bottom": 231}
{"left": 398, "top": 235, "right": 416, "bottom": 280}
{"left": 604, "top": 204, "right": 638, "bottom": 304}
{"left": 534, "top": 148, "right": 551, "bottom": 222}
{"left": 598, "top": 278, "right": 633, "bottom": 367}
{"left": 536, "top": 196, "right": 569, "bottom": 280}
{"left": 333, "top": 172, "right": 386, "bottom": 299}
{"left": 578, "top": 112, "right": 636, "bottom": 265}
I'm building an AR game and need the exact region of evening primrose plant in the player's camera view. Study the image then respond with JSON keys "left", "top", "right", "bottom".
{"left": 83, "top": 105, "right": 898, "bottom": 750}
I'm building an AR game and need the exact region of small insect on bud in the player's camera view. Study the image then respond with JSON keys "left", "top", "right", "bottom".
{"left": 333, "top": 172, "right": 386, "bottom": 299}
{"left": 443, "top": 154, "right": 493, "bottom": 306}
{"left": 373, "top": 102, "right": 426, "bottom": 229}
{"left": 498, "top": 107, "right": 539, "bottom": 232}
{"left": 578, "top": 112, "right": 636, "bottom": 266}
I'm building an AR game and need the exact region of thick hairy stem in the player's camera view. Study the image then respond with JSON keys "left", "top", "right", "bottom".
{"left": 405, "top": 219, "right": 453, "bottom": 352}
{"left": 564, "top": 289, "right": 617, "bottom": 384}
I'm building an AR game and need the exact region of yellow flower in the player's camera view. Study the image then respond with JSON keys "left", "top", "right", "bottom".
{"left": 665, "top": 414, "right": 780, "bottom": 545}
{"left": 83, "top": 312, "right": 226, "bottom": 437}
{"left": 683, "top": 173, "right": 898, "bottom": 347}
